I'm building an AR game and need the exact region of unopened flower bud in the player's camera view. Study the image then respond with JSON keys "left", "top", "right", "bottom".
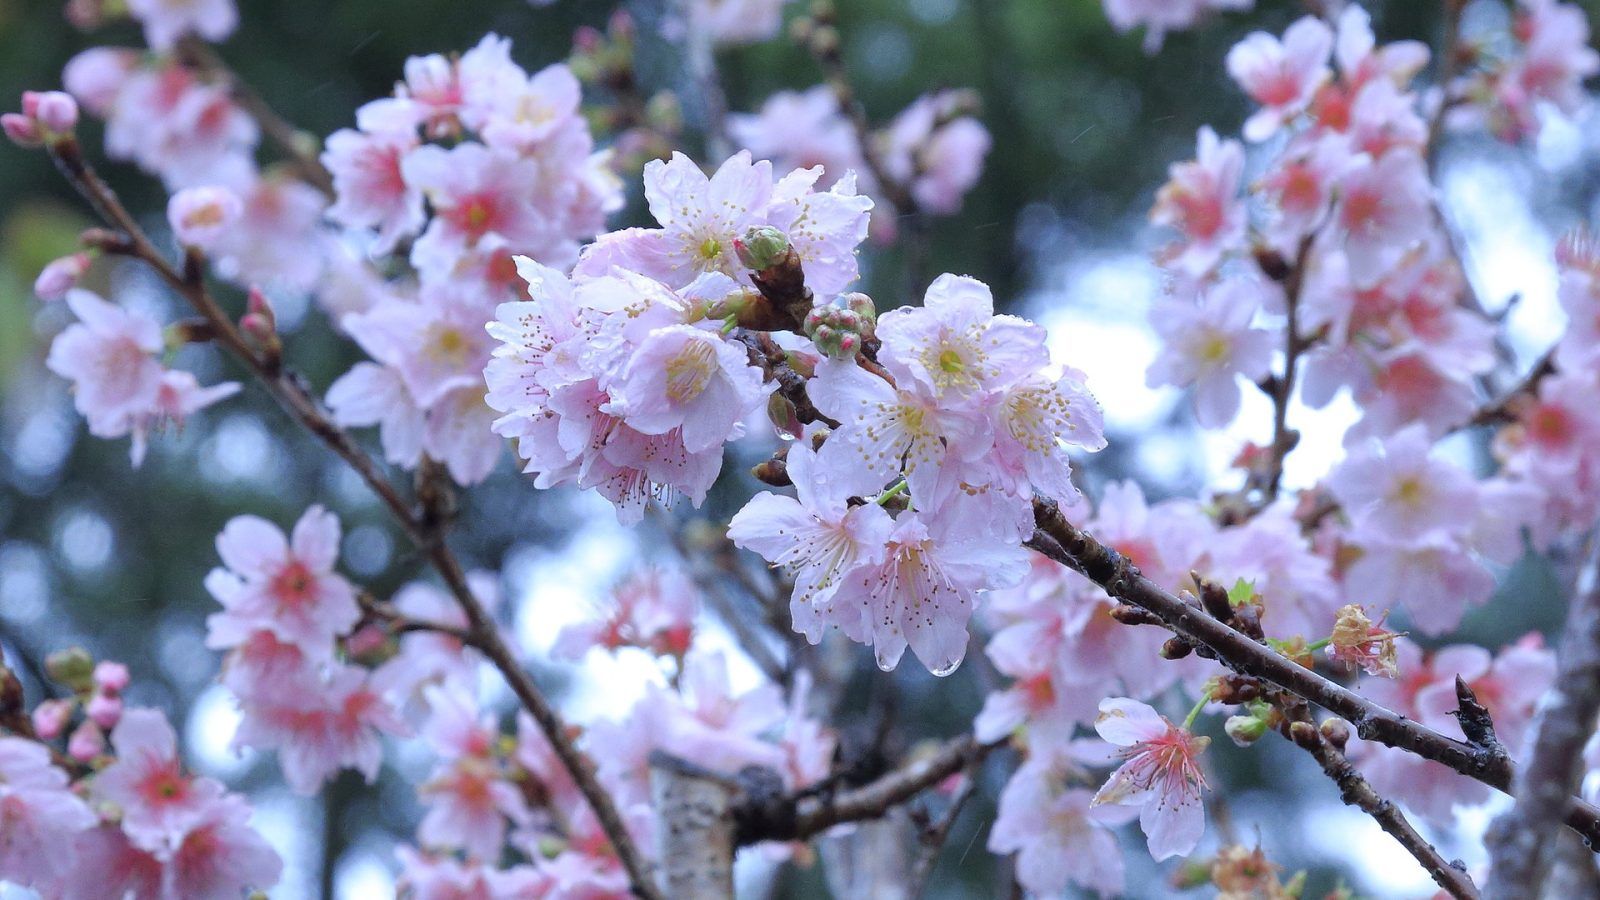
{"left": 734, "top": 226, "right": 791, "bottom": 271}
{"left": 92, "top": 660, "right": 130, "bottom": 693}
{"left": 767, "top": 392, "right": 802, "bottom": 441}
{"left": 241, "top": 286, "right": 278, "bottom": 342}
{"left": 344, "top": 623, "right": 390, "bottom": 662}
{"left": 1287, "top": 720, "right": 1319, "bottom": 749}
{"left": 31, "top": 699, "right": 74, "bottom": 740}
{"left": 841, "top": 292, "right": 876, "bottom": 338}
{"left": 168, "top": 185, "right": 243, "bottom": 250}
{"left": 34, "top": 252, "right": 91, "bottom": 301}
{"left": 68, "top": 720, "right": 104, "bottom": 761}
{"left": 1160, "top": 636, "right": 1194, "bottom": 659}
{"left": 26, "top": 91, "right": 79, "bottom": 134}
{"left": 45, "top": 647, "right": 95, "bottom": 692}
{"left": 1320, "top": 717, "right": 1351, "bottom": 751}
{"left": 85, "top": 690, "right": 122, "bottom": 730}
{"left": 2, "top": 112, "right": 41, "bottom": 147}
{"left": 1224, "top": 714, "right": 1268, "bottom": 747}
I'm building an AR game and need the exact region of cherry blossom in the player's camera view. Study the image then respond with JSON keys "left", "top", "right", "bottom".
{"left": 1091, "top": 697, "right": 1210, "bottom": 860}
{"left": 1151, "top": 127, "right": 1246, "bottom": 277}
{"left": 204, "top": 505, "right": 360, "bottom": 653}
{"left": 1227, "top": 16, "right": 1333, "bottom": 141}
{"left": 1146, "top": 276, "right": 1275, "bottom": 428}
{"left": 0, "top": 738, "right": 97, "bottom": 888}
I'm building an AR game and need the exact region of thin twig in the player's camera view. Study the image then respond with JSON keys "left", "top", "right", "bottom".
{"left": 1263, "top": 233, "right": 1315, "bottom": 503}
{"left": 1285, "top": 715, "right": 1479, "bottom": 899}
{"left": 45, "top": 138, "right": 663, "bottom": 900}
{"left": 1025, "top": 497, "right": 1600, "bottom": 847}
{"left": 1486, "top": 537, "right": 1600, "bottom": 899}
{"left": 906, "top": 758, "right": 981, "bottom": 897}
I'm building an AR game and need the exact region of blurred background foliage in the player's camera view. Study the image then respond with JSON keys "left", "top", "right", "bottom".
{"left": 2, "top": 0, "right": 1594, "bottom": 897}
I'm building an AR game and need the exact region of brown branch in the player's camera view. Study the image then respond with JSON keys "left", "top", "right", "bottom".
{"left": 1026, "top": 497, "right": 1600, "bottom": 847}
{"left": 1262, "top": 233, "right": 1315, "bottom": 504}
{"left": 1286, "top": 717, "right": 1479, "bottom": 899}
{"left": 44, "top": 138, "right": 663, "bottom": 900}
{"left": 1462, "top": 347, "right": 1556, "bottom": 430}
{"left": 734, "top": 734, "right": 996, "bottom": 846}
{"left": 1486, "top": 539, "right": 1600, "bottom": 899}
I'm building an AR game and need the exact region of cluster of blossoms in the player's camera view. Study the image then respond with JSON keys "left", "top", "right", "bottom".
{"left": 483, "top": 151, "right": 869, "bottom": 522}
{"left": 16, "top": 0, "right": 1600, "bottom": 893}
{"left": 0, "top": 654, "right": 280, "bottom": 898}
{"left": 319, "top": 34, "right": 624, "bottom": 486}
{"left": 1449, "top": 0, "right": 1600, "bottom": 141}
{"left": 972, "top": 2, "right": 1600, "bottom": 890}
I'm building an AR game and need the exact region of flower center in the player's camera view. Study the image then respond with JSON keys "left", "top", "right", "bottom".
{"left": 666, "top": 340, "right": 718, "bottom": 403}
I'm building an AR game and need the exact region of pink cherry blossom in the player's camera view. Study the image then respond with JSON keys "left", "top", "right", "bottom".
{"left": 322, "top": 127, "right": 424, "bottom": 252}
{"left": 402, "top": 142, "right": 548, "bottom": 276}
{"left": 880, "top": 91, "right": 992, "bottom": 216}
{"left": 232, "top": 662, "right": 406, "bottom": 794}
{"left": 577, "top": 151, "right": 774, "bottom": 288}
{"left": 1103, "top": 0, "right": 1254, "bottom": 54}
{"left": 730, "top": 86, "right": 866, "bottom": 192}
{"left": 1227, "top": 17, "right": 1334, "bottom": 141}
{"left": 608, "top": 324, "right": 769, "bottom": 453}
{"left": 1146, "top": 276, "right": 1276, "bottom": 428}
{"left": 729, "top": 441, "right": 895, "bottom": 641}
{"left": 827, "top": 506, "right": 1030, "bottom": 675}
{"left": 162, "top": 792, "right": 284, "bottom": 899}
{"left": 1151, "top": 127, "right": 1246, "bottom": 277}
{"left": 1327, "top": 424, "right": 1479, "bottom": 544}
{"left": 93, "top": 708, "right": 225, "bottom": 851}
{"left": 1091, "top": 697, "right": 1210, "bottom": 861}
{"left": 991, "top": 748, "right": 1134, "bottom": 897}
{"left": 167, "top": 185, "right": 242, "bottom": 249}
{"left": 552, "top": 567, "right": 701, "bottom": 660}
{"left": 1329, "top": 149, "right": 1432, "bottom": 288}
{"left": 686, "top": 0, "right": 793, "bottom": 46}
{"left": 126, "top": 0, "right": 237, "bottom": 51}
{"left": 45, "top": 289, "right": 164, "bottom": 439}
{"left": 205, "top": 505, "right": 359, "bottom": 653}
{"left": 0, "top": 738, "right": 97, "bottom": 888}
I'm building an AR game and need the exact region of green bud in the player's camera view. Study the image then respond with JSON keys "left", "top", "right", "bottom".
{"left": 1224, "top": 714, "right": 1269, "bottom": 748}
{"left": 734, "top": 226, "right": 791, "bottom": 271}
{"left": 45, "top": 647, "right": 95, "bottom": 692}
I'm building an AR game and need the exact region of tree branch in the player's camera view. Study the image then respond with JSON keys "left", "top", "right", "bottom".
{"left": 1486, "top": 539, "right": 1600, "bottom": 899}
{"left": 734, "top": 734, "right": 996, "bottom": 846}
{"left": 1026, "top": 497, "right": 1600, "bottom": 847}
{"left": 45, "top": 138, "right": 663, "bottom": 900}
{"left": 1286, "top": 716, "right": 1479, "bottom": 899}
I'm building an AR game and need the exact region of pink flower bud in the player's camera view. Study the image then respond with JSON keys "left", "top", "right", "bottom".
{"left": 167, "top": 186, "right": 243, "bottom": 249}
{"left": 28, "top": 91, "right": 79, "bottom": 133}
{"left": 2, "top": 113, "right": 41, "bottom": 147}
{"left": 86, "top": 690, "right": 122, "bottom": 730}
{"left": 345, "top": 623, "right": 388, "bottom": 659}
{"left": 92, "top": 660, "right": 130, "bottom": 693}
{"left": 34, "top": 252, "right": 91, "bottom": 301}
{"left": 68, "top": 720, "right": 104, "bottom": 761}
{"left": 31, "top": 699, "right": 74, "bottom": 740}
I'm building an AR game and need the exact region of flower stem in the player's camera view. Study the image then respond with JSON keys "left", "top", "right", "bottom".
{"left": 874, "top": 479, "right": 909, "bottom": 506}
{"left": 1183, "top": 692, "right": 1211, "bottom": 730}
